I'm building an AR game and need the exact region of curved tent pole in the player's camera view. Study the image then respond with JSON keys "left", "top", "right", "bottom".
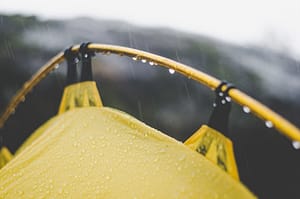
{"left": 0, "top": 43, "right": 299, "bottom": 142}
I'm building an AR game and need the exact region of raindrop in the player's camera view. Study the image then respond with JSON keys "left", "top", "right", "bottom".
{"left": 58, "top": 188, "right": 63, "bottom": 194}
{"left": 225, "top": 96, "right": 231, "bottom": 102}
{"left": 17, "top": 190, "right": 24, "bottom": 196}
{"left": 292, "top": 141, "right": 300, "bottom": 149}
{"left": 221, "top": 99, "right": 226, "bottom": 104}
{"left": 177, "top": 166, "right": 182, "bottom": 171}
{"left": 54, "top": 64, "right": 60, "bottom": 69}
{"left": 178, "top": 155, "right": 186, "bottom": 161}
{"left": 149, "top": 61, "right": 154, "bottom": 66}
{"left": 73, "top": 141, "right": 80, "bottom": 147}
{"left": 265, "top": 121, "right": 273, "bottom": 128}
{"left": 242, "top": 106, "right": 251, "bottom": 113}
{"left": 132, "top": 56, "right": 138, "bottom": 61}
{"left": 218, "top": 92, "right": 224, "bottom": 97}
{"left": 84, "top": 54, "right": 88, "bottom": 58}
{"left": 213, "top": 103, "right": 217, "bottom": 107}
{"left": 74, "top": 57, "right": 80, "bottom": 63}
{"left": 141, "top": 59, "right": 147, "bottom": 63}
{"left": 168, "top": 68, "right": 175, "bottom": 74}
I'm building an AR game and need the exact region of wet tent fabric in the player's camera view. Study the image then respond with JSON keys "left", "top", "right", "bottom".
{"left": 0, "top": 107, "right": 255, "bottom": 198}
{"left": 185, "top": 125, "right": 240, "bottom": 180}
{"left": 0, "top": 147, "right": 13, "bottom": 169}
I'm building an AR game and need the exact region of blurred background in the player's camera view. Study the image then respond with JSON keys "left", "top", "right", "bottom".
{"left": 0, "top": 1, "right": 300, "bottom": 198}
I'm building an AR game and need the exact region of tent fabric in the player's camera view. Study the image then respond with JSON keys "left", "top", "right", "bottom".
{"left": 0, "top": 107, "right": 255, "bottom": 198}
{"left": 58, "top": 81, "right": 102, "bottom": 115}
{"left": 184, "top": 125, "right": 240, "bottom": 180}
{"left": 0, "top": 147, "right": 13, "bottom": 169}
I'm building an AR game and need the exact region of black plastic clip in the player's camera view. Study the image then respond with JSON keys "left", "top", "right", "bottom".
{"left": 208, "top": 81, "right": 235, "bottom": 136}
{"left": 79, "top": 42, "right": 95, "bottom": 82}
{"left": 64, "top": 46, "right": 80, "bottom": 86}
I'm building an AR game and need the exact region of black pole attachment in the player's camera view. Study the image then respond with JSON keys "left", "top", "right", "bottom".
{"left": 64, "top": 46, "right": 80, "bottom": 86}
{"left": 208, "top": 81, "right": 235, "bottom": 137}
{"left": 79, "top": 42, "right": 95, "bottom": 82}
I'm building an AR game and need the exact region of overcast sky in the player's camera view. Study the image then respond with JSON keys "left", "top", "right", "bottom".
{"left": 1, "top": 0, "right": 300, "bottom": 58}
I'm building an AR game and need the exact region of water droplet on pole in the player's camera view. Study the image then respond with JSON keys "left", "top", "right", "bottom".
{"left": 225, "top": 96, "right": 231, "bottom": 102}
{"left": 74, "top": 57, "right": 79, "bottom": 63}
{"left": 141, "top": 59, "right": 147, "bottom": 63}
{"left": 168, "top": 69, "right": 175, "bottom": 74}
{"left": 242, "top": 106, "right": 251, "bottom": 113}
{"left": 265, "top": 121, "right": 273, "bottom": 128}
{"left": 292, "top": 141, "right": 300, "bottom": 149}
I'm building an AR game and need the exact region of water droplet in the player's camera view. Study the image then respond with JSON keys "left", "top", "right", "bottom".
{"left": 54, "top": 64, "right": 59, "bottom": 69}
{"left": 225, "top": 96, "right": 231, "bottom": 102}
{"left": 58, "top": 188, "right": 63, "bottom": 194}
{"left": 149, "top": 61, "right": 154, "bottom": 66}
{"left": 74, "top": 57, "right": 80, "bottom": 63}
{"left": 178, "top": 155, "right": 186, "bottom": 161}
{"left": 17, "top": 190, "right": 24, "bottom": 196}
{"left": 221, "top": 99, "right": 226, "bottom": 104}
{"left": 141, "top": 59, "right": 147, "bottom": 63}
{"left": 292, "top": 141, "right": 300, "bottom": 149}
{"left": 218, "top": 92, "right": 224, "bottom": 97}
{"left": 242, "top": 106, "right": 251, "bottom": 113}
{"left": 132, "top": 56, "right": 138, "bottom": 61}
{"left": 73, "top": 141, "right": 80, "bottom": 147}
{"left": 168, "top": 68, "right": 175, "bottom": 74}
{"left": 84, "top": 54, "right": 88, "bottom": 58}
{"left": 265, "top": 121, "right": 273, "bottom": 128}
{"left": 213, "top": 103, "right": 217, "bottom": 107}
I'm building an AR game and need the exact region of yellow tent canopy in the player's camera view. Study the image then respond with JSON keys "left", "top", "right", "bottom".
{"left": 0, "top": 107, "right": 255, "bottom": 198}
{"left": 0, "top": 80, "right": 255, "bottom": 198}
{"left": 1, "top": 43, "right": 299, "bottom": 198}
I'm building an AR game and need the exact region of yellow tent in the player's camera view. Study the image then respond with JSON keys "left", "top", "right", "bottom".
{"left": 0, "top": 81, "right": 255, "bottom": 198}
{"left": 1, "top": 43, "right": 299, "bottom": 198}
